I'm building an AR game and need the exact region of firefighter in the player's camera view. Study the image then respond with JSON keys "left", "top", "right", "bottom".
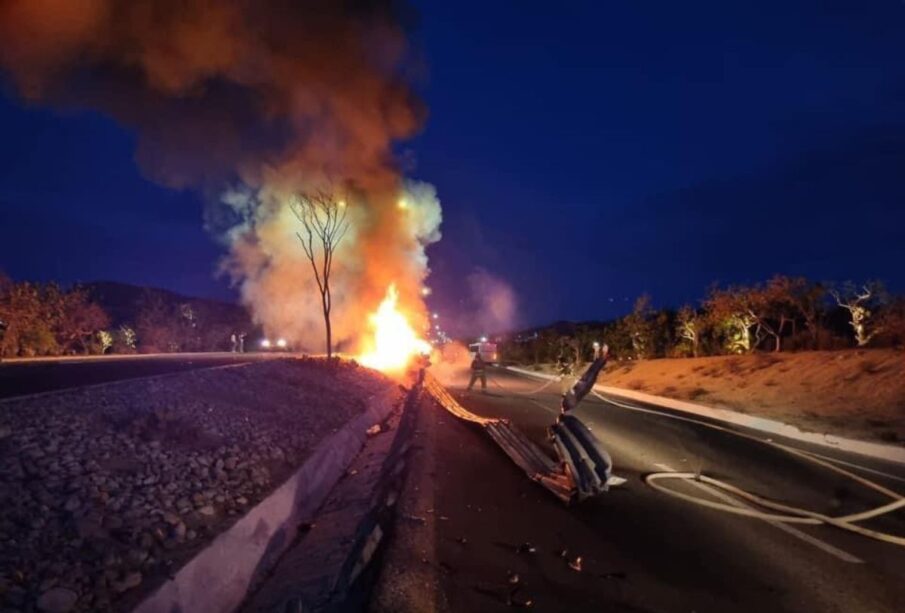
{"left": 467, "top": 351, "right": 487, "bottom": 392}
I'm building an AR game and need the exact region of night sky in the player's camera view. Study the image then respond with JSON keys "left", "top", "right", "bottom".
{"left": 2, "top": 1, "right": 905, "bottom": 330}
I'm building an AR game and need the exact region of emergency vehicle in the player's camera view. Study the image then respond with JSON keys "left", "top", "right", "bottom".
{"left": 468, "top": 338, "right": 499, "bottom": 364}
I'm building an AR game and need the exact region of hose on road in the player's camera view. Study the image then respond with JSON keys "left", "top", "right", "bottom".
{"left": 646, "top": 472, "right": 905, "bottom": 546}
{"left": 497, "top": 370, "right": 905, "bottom": 547}
{"left": 490, "top": 373, "right": 561, "bottom": 396}
{"left": 592, "top": 395, "right": 905, "bottom": 548}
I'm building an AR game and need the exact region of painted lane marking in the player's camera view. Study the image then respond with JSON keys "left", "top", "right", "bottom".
{"left": 653, "top": 462, "right": 863, "bottom": 563}
{"left": 594, "top": 391, "right": 905, "bottom": 484}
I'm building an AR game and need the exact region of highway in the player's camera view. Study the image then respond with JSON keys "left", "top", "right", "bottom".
{"left": 3, "top": 355, "right": 903, "bottom": 611}
{"left": 429, "top": 367, "right": 905, "bottom": 613}
{"left": 0, "top": 353, "right": 280, "bottom": 399}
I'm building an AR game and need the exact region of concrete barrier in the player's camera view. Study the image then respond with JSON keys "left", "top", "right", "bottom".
{"left": 133, "top": 387, "right": 400, "bottom": 613}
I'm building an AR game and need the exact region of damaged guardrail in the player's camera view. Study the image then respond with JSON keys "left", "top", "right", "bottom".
{"left": 424, "top": 346, "right": 616, "bottom": 504}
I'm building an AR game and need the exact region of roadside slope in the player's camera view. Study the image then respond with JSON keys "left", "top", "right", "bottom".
{"left": 521, "top": 349, "right": 905, "bottom": 443}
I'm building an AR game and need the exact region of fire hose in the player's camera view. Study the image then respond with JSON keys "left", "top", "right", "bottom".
{"left": 442, "top": 358, "right": 905, "bottom": 547}
{"left": 490, "top": 373, "right": 561, "bottom": 395}
{"left": 596, "top": 393, "right": 905, "bottom": 548}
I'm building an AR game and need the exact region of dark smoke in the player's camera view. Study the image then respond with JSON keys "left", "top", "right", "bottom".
{"left": 0, "top": 0, "right": 444, "bottom": 351}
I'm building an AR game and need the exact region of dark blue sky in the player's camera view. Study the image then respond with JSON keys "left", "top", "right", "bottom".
{"left": 2, "top": 1, "right": 905, "bottom": 328}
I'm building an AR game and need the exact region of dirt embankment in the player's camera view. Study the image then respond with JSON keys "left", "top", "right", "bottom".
{"left": 531, "top": 349, "right": 905, "bottom": 444}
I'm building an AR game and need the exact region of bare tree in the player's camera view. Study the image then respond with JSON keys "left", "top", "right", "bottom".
{"left": 291, "top": 189, "right": 350, "bottom": 358}
{"left": 624, "top": 294, "right": 654, "bottom": 359}
{"left": 831, "top": 281, "right": 885, "bottom": 347}
{"left": 676, "top": 305, "right": 700, "bottom": 357}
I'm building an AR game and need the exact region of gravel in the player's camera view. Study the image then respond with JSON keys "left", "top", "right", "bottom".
{"left": 0, "top": 358, "right": 393, "bottom": 612}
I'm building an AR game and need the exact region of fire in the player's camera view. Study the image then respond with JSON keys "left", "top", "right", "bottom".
{"left": 358, "top": 283, "right": 431, "bottom": 373}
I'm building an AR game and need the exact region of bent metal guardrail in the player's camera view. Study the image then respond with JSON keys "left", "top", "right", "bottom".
{"left": 423, "top": 372, "right": 580, "bottom": 503}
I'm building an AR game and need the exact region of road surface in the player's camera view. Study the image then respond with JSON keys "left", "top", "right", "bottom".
{"left": 0, "top": 353, "right": 284, "bottom": 399}
{"left": 377, "top": 366, "right": 905, "bottom": 613}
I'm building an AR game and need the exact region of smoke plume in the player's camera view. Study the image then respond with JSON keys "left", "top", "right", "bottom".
{"left": 0, "top": 0, "right": 441, "bottom": 351}
{"left": 466, "top": 268, "right": 518, "bottom": 335}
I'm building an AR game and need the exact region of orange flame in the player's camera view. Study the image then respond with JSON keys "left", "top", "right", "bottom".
{"left": 358, "top": 283, "right": 431, "bottom": 373}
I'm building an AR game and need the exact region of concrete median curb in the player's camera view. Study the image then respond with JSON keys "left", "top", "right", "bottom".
{"left": 133, "top": 386, "right": 401, "bottom": 613}
{"left": 505, "top": 366, "right": 905, "bottom": 466}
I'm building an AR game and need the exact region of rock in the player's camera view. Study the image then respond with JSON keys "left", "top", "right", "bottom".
{"left": 127, "top": 548, "right": 149, "bottom": 566}
{"left": 37, "top": 586, "right": 78, "bottom": 613}
{"left": 64, "top": 497, "right": 82, "bottom": 512}
{"left": 198, "top": 505, "right": 216, "bottom": 517}
{"left": 112, "top": 571, "right": 142, "bottom": 593}
{"left": 162, "top": 511, "right": 181, "bottom": 526}
{"left": 235, "top": 496, "right": 248, "bottom": 506}
{"left": 224, "top": 457, "right": 238, "bottom": 471}
{"left": 74, "top": 516, "right": 106, "bottom": 540}
{"left": 39, "top": 577, "right": 59, "bottom": 591}
{"left": 139, "top": 532, "right": 155, "bottom": 549}
{"left": 171, "top": 521, "right": 187, "bottom": 540}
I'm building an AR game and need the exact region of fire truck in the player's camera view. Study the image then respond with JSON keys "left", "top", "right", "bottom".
{"left": 468, "top": 338, "right": 499, "bottom": 364}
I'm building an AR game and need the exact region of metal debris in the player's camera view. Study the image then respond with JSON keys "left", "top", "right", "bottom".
{"left": 366, "top": 422, "right": 390, "bottom": 436}
{"left": 516, "top": 542, "right": 537, "bottom": 555}
{"left": 401, "top": 514, "right": 426, "bottom": 524}
{"left": 568, "top": 556, "right": 583, "bottom": 572}
{"left": 507, "top": 585, "right": 535, "bottom": 608}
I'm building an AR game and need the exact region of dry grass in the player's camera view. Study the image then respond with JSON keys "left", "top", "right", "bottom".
{"left": 600, "top": 349, "right": 905, "bottom": 444}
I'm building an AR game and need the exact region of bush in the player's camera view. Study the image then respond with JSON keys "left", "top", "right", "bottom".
{"left": 18, "top": 323, "right": 59, "bottom": 356}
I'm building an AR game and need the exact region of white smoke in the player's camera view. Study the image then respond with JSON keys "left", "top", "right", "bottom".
{"left": 219, "top": 179, "right": 442, "bottom": 352}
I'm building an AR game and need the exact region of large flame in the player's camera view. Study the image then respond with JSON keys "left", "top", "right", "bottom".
{"left": 358, "top": 283, "right": 431, "bottom": 373}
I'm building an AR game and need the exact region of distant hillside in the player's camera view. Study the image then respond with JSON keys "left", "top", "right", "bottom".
{"left": 82, "top": 281, "right": 257, "bottom": 352}
{"left": 82, "top": 281, "right": 249, "bottom": 327}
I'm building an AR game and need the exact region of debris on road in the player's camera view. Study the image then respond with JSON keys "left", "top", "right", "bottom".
{"left": 516, "top": 542, "right": 537, "bottom": 555}
{"left": 568, "top": 556, "right": 583, "bottom": 572}
{"left": 401, "top": 514, "right": 426, "bottom": 524}
{"left": 366, "top": 424, "right": 381, "bottom": 436}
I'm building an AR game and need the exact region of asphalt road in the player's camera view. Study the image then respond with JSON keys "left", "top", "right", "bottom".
{"left": 0, "top": 353, "right": 284, "bottom": 399}
{"left": 429, "top": 367, "right": 905, "bottom": 613}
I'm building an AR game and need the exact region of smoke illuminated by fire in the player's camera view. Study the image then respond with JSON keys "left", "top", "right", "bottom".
{"left": 0, "top": 0, "right": 444, "bottom": 358}
{"left": 358, "top": 284, "right": 431, "bottom": 373}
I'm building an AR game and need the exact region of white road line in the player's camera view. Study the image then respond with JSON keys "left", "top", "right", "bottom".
{"left": 595, "top": 391, "right": 905, "bottom": 485}
{"left": 653, "top": 462, "right": 863, "bottom": 564}
{"left": 787, "top": 449, "right": 905, "bottom": 485}
{"left": 0, "top": 362, "right": 252, "bottom": 404}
